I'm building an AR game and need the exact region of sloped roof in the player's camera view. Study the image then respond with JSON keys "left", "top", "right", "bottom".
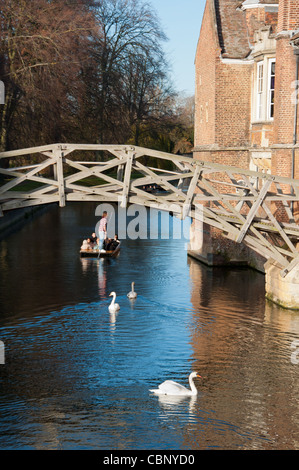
{"left": 259, "top": 0, "right": 279, "bottom": 4}
{"left": 214, "top": 0, "right": 251, "bottom": 59}
{"left": 242, "top": 0, "right": 278, "bottom": 5}
{"left": 242, "top": 0, "right": 258, "bottom": 5}
{"left": 290, "top": 31, "right": 299, "bottom": 47}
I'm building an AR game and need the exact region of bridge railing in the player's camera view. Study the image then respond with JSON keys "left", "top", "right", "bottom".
{"left": 0, "top": 143, "right": 299, "bottom": 275}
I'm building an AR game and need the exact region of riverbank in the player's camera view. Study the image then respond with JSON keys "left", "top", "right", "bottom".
{"left": 0, "top": 204, "right": 55, "bottom": 241}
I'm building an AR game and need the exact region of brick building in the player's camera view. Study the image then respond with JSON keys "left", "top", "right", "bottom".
{"left": 191, "top": 0, "right": 299, "bottom": 269}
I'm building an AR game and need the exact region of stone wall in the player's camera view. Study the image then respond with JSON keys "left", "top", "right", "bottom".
{"left": 265, "top": 260, "right": 299, "bottom": 309}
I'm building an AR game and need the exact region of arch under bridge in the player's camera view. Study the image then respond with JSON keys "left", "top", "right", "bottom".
{"left": 0, "top": 143, "right": 299, "bottom": 278}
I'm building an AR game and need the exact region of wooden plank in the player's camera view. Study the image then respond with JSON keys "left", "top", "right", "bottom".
{"left": 275, "top": 182, "right": 295, "bottom": 222}
{"left": 134, "top": 160, "right": 187, "bottom": 200}
{"left": 131, "top": 170, "right": 193, "bottom": 189}
{"left": 0, "top": 190, "right": 57, "bottom": 199}
{"left": 117, "top": 164, "right": 124, "bottom": 181}
{"left": 0, "top": 195, "right": 59, "bottom": 211}
{"left": 66, "top": 193, "right": 120, "bottom": 202}
{"left": 0, "top": 158, "right": 55, "bottom": 194}
{"left": 7, "top": 164, "right": 40, "bottom": 171}
{"left": 0, "top": 141, "right": 298, "bottom": 188}
{"left": 133, "top": 145, "right": 203, "bottom": 166}
{"left": 0, "top": 168, "right": 59, "bottom": 191}
{"left": 65, "top": 169, "right": 124, "bottom": 190}
{"left": 242, "top": 236, "right": 288, "bottom": 267}
{"left": 0, "top": 144, "right": 56, "bottom": 159}
{"left": 64, "top": 181, "right": 121, "bottom": 200}
{"left": 0, "top": 143, "right": 129, "bottom": 160}
{"left": 131, "top": 186, "right": 182, "bottom": 208}
{"left": 199, "top": 175, "right": 276, "bottom": 252}
{"left": 66, "top": 156, "right": 123, "bottom": 174}
{"left": 182, "top": 164, "right": 201, "bottom": 219}
{"left": 121, "top": 150, "right": 135, "bottom": 207}
{"left": 53, "top": 149, "right": 66, "bottom": 207}
{"left": 196, "top": 158, "right": 299, "bottom": 187}
{"left": 210, "top": 209, "right": 299, "bottom": 237}
{"left": 236, "top": 178, "right": 272, "bottom": 243}
{"left": 0, "top": 142, "right": 298, "bottom": 273}
{"left": 262, "top": 200, "right": 298, "bottom": 255}
{"left": 197, "top": 176, "right": 247, "bottom": 223}
{"left": 64, "top": 157, "right": 125, "bottom": 186}
{"left": 280, "top": 255, "right": 299, "bottom": 278}
{"left": 242, "top": 175, "right": 299, "bottom": 256}
{"left": 199, "top": 175, "right": 290, "bottom": 267}
{"left": 148, "top": 166, "right": 185, "bottom": 175}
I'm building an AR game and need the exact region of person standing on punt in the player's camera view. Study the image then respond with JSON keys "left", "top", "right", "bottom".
{"left": 98, "top": 211, "right": 108, "bottom": 248}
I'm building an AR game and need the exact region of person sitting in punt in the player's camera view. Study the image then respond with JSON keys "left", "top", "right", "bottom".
{"left": 90, "top": 232, "right": 97, "bottom": 245}
{"left": 81, "top": 239, "right": 92, "bottom": 250}
{"left": 101, "top": 236, "right": 119, "bottom": 251}
{"left": 110, "top": 234, "right": 120, "bottom": 250}
{"left": 103, "top": 237, "right": 112, "bottom": 251}
{"left": 104, "top": 235, "right": 120, "bottom": 251}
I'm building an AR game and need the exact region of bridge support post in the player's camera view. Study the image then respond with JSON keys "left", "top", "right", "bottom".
{"left": 53, "top": 148, "right": 66, "bottom": 207}
{"left": 265, "top": 260, "right": 299, "bottom": 310}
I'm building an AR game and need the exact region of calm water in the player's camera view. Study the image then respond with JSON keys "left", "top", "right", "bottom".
{"left": 1, "top": 203, "right": 299, "bottom": 450}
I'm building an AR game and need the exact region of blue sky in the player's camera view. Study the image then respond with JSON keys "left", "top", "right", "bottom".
{"left": 149, "top": 0, "right": 205, "bottom": 96}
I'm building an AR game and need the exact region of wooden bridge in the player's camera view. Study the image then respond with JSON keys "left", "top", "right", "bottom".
{"left": 0, "top": 143, "right": 299, "bottom": 277}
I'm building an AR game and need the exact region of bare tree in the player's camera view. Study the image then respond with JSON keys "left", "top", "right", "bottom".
{"left": 118, "top": 50, "right": 174, "bottom": 145}
{"left": 0, "top": 0, "right": 95, "bottom": 151}
{"left": 0, "top": 0, "right": 182, "bottom": 159}
{"left": 91, "top": 0, "right": 169, "bottom": 143}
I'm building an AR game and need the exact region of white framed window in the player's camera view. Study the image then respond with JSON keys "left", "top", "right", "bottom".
{"left": 254, "top": 58, "right": 275, "bottom": 122}
{"left": 256, "top": 62, "right": 264, "bottom": 121}
{"left": 267, "top": 58, "right": 275, "bottom": 120}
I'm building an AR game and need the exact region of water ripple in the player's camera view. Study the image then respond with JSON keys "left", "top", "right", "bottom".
{"left": 1, "top": 204, "right": 299, "bottom": 450}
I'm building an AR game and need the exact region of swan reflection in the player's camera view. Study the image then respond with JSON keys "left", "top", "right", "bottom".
{"left": 109, "top": 310, "right": 119, "bottom": 332}
{"left": 156, "top": 393, "right": 197, "bottom": 411}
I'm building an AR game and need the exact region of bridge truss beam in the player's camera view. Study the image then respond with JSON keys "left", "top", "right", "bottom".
{"left": 0, "top": 143, "right": 299, "bottom": 277}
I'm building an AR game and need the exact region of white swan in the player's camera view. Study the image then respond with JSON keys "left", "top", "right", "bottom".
{"left": 108, "top": 292, "right": 120, "bottom": 313}
{"left": 127, "top": 281, "right": 137, "bottom": 299}
{"left": 150, "top": 372, "right": 201, "bottom": 396}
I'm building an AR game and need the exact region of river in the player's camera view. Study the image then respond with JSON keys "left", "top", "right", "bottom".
{"left": 0, "top": 202, "right": 299, "bottom": 450}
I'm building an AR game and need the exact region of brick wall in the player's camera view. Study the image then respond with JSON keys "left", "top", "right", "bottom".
{"left": 273, "top": 37, "right": 297, "bottom": 147}
{"left": 195, "top": 4, "right": 252, "bottom": 154}
{"left": 273, "top": 1, "right": 299, "bottom": 224}
{"left": 192, "top": 0, "right": 299, "bottom": 268}
{"left": 244, "top": 6, "right": 278, "bottom": 43}
{"left": 194, "top": 0, "right": 218, "bottom": 147}
{"left": 277, "top": 0, "right": 299, "bottom": 32}
{"left": 251, "top": 123, "right": 274, "bottom": 147}
{"left": 193, "top": 0, "right": 254, "bottom": 267}
{"left": 215, "top": 62, "right": 252, "bottom": 149}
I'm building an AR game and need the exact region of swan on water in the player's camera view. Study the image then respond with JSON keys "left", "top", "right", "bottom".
{"left": 108, "top": 292, "right": 120, "bottom": 313}
{"left": 127, "top": 282, "right": 137, "bottom": 299}
{"left": 149, "top": 372, "right": 201, "bottom": 396}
